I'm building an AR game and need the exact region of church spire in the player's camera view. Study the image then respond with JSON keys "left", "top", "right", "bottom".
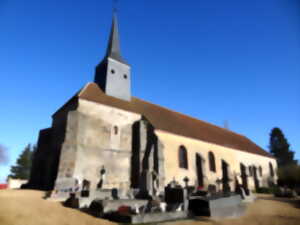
{"left": 105, "top": 13, "right": 127, "bottom": 64}
{"left": 94, "top": 12, "right": 131, "bottom": 101}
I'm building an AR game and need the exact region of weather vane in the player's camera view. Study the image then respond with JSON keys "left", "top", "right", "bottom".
{"left": 113, "top": 0, "right": 119, "bottom": 13}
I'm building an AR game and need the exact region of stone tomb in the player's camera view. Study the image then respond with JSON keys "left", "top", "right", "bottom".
{"left": 89, "top": 198, "right": 188, "bottom": 224}
{"left": 78, "top": 189, "right": 113, "bottom": 208}
{"left": 131, "top": 211, "right": 188, "bottom": 224}
{"left": 165, "top": 186, "right": 189, "bottom": 211}
{"left": 89, "top": 199, "right": 148, "bottom": 217}
{"left": 189, "top": 194, "right": 245, "bottom": 219}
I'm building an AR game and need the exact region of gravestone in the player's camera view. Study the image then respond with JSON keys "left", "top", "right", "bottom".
{"left": 112, "top": 188, "right": 119, "bottom": 199}
{"left": 165, "top": 186, "right": 188, "bottom": 211}
{"left": 81, "top": 179, "right": 91, "bottom": 197}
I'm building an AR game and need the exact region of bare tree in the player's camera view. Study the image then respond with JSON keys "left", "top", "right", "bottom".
{"left": 0, "top": 144, "right": 8, "bottom": 165}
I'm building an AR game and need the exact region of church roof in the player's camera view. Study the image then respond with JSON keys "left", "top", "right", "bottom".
{"left": 74, "top": 82, "right": 274, "bottom": 159}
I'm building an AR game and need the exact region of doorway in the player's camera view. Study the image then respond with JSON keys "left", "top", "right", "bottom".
{"left": 222, "top": 160, "right": 230, "bottom": 192}
{"left": 196, "top": 154, "right": 204, "bottom": 187}
{"left": 253, "top": 166, "right": 260, "bottom": 191}
{"left": 240, "top": 163, "right": 249, "bottom": 194}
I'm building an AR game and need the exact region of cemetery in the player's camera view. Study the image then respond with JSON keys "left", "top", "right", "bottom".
{"left": 0, "top": 2, "right": 299, "bottom": 225}
{"left": 23, "top": 11, "right": 279, "bottom": 224}
{"left": 49, "top": 174, "right": 254, "bottom": 224}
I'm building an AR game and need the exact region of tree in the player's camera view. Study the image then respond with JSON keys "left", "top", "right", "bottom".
{"left": 269, "top": 127, "right": 297, "bottom": 168}
{"left": 9, "top": 144, "right": 34, "bottom": 179}
{"left": 277, "top": 164, "right": 300, "bottom": 188}
{"left": 0, "top": 144, "right": 8, "bottom": 165}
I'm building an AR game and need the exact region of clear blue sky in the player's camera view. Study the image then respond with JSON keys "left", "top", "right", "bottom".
{"left": 0, "top": 0, "right": 299, "bottom": 182}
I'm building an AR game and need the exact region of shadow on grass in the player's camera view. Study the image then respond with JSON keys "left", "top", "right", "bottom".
{"left": 275, "top": 215, "right": 300, "bottom": 224}
{"left": 257, "top": 195, "right": 300, "bottom": 209}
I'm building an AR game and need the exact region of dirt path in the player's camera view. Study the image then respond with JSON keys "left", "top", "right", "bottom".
{"left": 0, "top": 190, "right": 299, "bottom": 225}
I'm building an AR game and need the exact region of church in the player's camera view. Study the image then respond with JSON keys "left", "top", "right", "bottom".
{"left": 28, "top": 14, "right": 277, "bottom": 197}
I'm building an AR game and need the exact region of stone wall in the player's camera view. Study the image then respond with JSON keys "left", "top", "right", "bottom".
{"left": 28, "top": 128, "right": 53, "bottom": 189}
{"left": 155, "top": 130, "right": 277, "bottom": 191}
{"left": 31, "top": 96, "right": 276, "bottom": 194}
{"left": 7, "top": 178, "right": 28, "bottom": 189}
{"left": 54, "top": 99, "right": 141, "bottom": 192}
{"left": 28, "top": 99, "right": 78, "bottom": 190}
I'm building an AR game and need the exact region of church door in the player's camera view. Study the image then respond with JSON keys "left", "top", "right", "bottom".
{"left": 196, "top": 154, "right": 204, "bottom": 187}
{"left": 240, "top": 163, "right": 249, "bottom": 193}
{"left": 222, "top": 160, "right": 230, "bottom": 193}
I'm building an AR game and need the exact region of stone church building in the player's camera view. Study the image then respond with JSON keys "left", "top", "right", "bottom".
{"left": 28, "top": 15, "right": 277, "bottom": 196}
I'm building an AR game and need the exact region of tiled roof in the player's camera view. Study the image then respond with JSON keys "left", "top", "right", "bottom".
{"left": 76, "top": 82, "right": 273, "bottom": 158}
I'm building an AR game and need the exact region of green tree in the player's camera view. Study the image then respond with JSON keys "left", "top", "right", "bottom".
{"left": 9, "top": 144, "right": 34, "bottom": 179}
{"left": 277, "top": 164, "right": 300, "bottom": 188}
{"left": 269, "top": 127, "right": 297, "bottom": 168}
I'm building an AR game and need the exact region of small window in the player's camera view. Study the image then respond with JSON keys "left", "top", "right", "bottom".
{"left": 269, "top": 162, "right": 274, "bottom": 177}
{"left": 113, "top": 126, "right": 118, "bottom": 135}
{"left": 111, "top": 69, "right": 115, "bottom": 74}
{"left": 259, "top": 166, "right": 263, "bottom": 177}
{"left": 178, "top": 145, "right": 188, "bottom": 169}
{"left": 208, "top": 151, "right": 216, "bottom": 172}
{"left": 123, "top": 74, "right": 128, "bottom": 79}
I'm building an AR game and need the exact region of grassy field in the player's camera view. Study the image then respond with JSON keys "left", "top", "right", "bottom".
{"left": 0, "top": 190, "right": 299, "bottom": 225}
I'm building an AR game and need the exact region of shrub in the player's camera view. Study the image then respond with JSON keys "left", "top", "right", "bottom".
{"left": 277, "top": 165, "right": 300, "bottom": 189}
{"left": 256, "top": 186, "right": 279, "bottom": 194}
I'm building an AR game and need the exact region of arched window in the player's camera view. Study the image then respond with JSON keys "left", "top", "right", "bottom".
{"left": 178, "top": 145, "right": 188, "bottom": 169}
{"left": 259, "top": 166, "right": 263, "bottom": 177}
{"left": 208, "top": 152, "right": 216, "bottom": 172}
{"left": 113, "top": 126, "right": 118, "bottom": 135}
{"left": 269, "top": 162, "right": 274, "bottom": 177}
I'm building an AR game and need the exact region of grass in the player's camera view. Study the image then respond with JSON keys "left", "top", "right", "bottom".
{"left": 0, "top": 190, "right": 300, "bottom": 225}
{"left": 0, "top": 189, "right": 115, "bottom": 225}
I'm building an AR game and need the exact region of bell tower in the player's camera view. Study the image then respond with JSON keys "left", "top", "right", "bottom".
{"left": 94, "top": 13, "right": 131, "bottom": 101}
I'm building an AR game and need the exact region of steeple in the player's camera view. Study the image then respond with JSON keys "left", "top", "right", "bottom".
{"left": 94, "top": 13, "right": 131, "bottom": 101}
{"left": 105, "top": 14, "right": 127, "bottom": 65}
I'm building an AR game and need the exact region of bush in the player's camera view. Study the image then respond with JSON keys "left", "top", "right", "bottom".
{"left": 277, "top": 165, "right": 300, "bottom": 189}
{"left": 256, "top": 186, "right": 279, "bottom": 194}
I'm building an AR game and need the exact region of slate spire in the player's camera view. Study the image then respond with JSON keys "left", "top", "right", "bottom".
{"left": 94, "top": 12, "right": 131, "bottom": 101}
{"left": 105, "top": 13, "right": 127, "bottom": 64}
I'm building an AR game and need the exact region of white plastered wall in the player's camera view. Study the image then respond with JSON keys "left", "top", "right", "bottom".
{"left": 155, "top": 130, "right": 277, "bottom": 191}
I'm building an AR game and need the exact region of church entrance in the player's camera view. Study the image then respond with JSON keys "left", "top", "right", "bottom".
{"left": 240, "top": 163, "right": 249, "bottom": 193}
{"left": 196, "top": 154, "right": 204, "bottom": 187}
{"left": 222, "top": 160, "right": 230, "bottom": 192}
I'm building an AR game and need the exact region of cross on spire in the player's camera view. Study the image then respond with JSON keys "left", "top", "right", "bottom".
{"left": 113, "top": 0, "right": 118, "bottom": 13}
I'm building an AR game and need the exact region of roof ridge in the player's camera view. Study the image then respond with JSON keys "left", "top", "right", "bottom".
{"left": 132, "top": 96, "right": 246, "bottom": 139}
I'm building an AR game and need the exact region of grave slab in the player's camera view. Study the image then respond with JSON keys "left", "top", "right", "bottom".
{"left": 189, "top": 194, "right": 246, "bottom": 219}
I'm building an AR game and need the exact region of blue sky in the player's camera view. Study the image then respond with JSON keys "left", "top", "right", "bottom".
{"left": 0, "top": 0, "right": 299, "bottom": 182}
